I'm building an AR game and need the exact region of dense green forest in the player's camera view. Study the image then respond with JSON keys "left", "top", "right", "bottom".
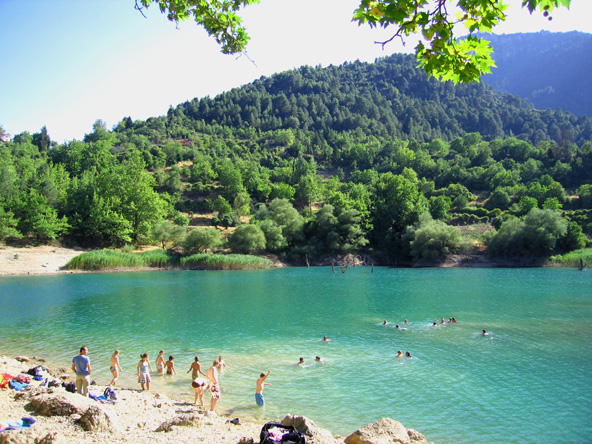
{"left": 1, "top": 53, "right": 591, "bottom": 265}
{"left": 482, "top": 31, "right": 592, "bottom": 117}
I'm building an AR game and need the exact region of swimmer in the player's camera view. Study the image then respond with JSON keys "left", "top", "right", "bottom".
{"left": 315, "top": 356, "right": 326, "bottom": 363}
{"left": 191, "top": 376, "right": 209, "bottom": 406}
{"left": 404, "top": 319, "right": 409, "bottom": 324}
{"left": 451, "top": 317, "right": 457, "bottom": 323}
{"left": 405, "top": 352, "right": 412, "bottom": 359}
{"left": 255, "top": 371, "right": 272, "bottom": 406}
{"left": 395, "top": 324, "right": 407, "bottom": 331}
{"left": 218, "top": 355, "right": 228, "bottom": 370}
{"left": 431, "top": 322, "right": 438, "bottom": 327}
{"left": 440, "top": 317, "right": 445, "bottom": 324}
{"left": 318, "top": 336, "right": 333, "bottom": 342}
{"left": 187, "top": 356, "right": 205, "bottom": 379}
{"left": 298, "top": 357, "right": 305, "bottom": 366}
{"left": 156, "top": 350, "right": 165, "bottom": 374}
{"left": 109, "top": 350, "right": 123, "bottom": 387}
{"left": 164, "top": 355, "right": 177, "bottom": 375}
{"left": 482, "top": 329, "right": 490, "bottom": 336}
{"left": 383, "top": 320, "right": 389, "bottom": 326}
{"left": 396, "top": 350, "right": 403, "bottom": 358}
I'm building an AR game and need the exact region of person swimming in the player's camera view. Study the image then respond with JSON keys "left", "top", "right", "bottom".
{"left": 318, "top": 336, "right": 333, "bottom": 342}
{"left": 298, "top": 357, "right": 305, "bottom": 366}
{"left": 482, "top": 329, "right": 490, "bottom": 336}
{"left": 396, "top": 350, "right": 403, "bottom": 358}
{"left": 405, "top": 352, "right": 412, "bottom": 358}
{"left": 315, "top": 356, "right": 325, "bottom": 363}
{"left": 395, "top": 324, "right": 407, "bottom": 331}
{"left": 383, "top": 320, "right": 389, "bottom": 326}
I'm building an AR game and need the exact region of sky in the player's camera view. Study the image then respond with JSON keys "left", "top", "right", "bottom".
{"left": 1, "top": 0, "right": 591, "bottom": 143}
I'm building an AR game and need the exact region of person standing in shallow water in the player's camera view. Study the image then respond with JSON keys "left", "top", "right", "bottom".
{"left": 187, "top": 356, "right": 206, "bottom": 379}
{"left": 205, "top": 360, "right": 221, "bottom": 412}
{"left": 72, "top": 346, "right": 91, "bottom": 396}
{"left": 109, "top": 350, "right": 123, "bottom": 387}
{"left": 156, "top": 350, "right": 165, "bottom": 374}
{"left": 164, "top": 355, "right": 177, "bottom": 375}
{"left": 137, "top": 353, "right": 153, "bottom": 391}
{"left": 256, "top": 370, "right": 272, "bottom": 406}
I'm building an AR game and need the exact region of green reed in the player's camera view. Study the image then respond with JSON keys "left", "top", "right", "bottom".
{"left": 66, "top": 249, "right": 272, "bottom": 271}
{"left": 546, "top": 248, "right": 592, "bottom": 268}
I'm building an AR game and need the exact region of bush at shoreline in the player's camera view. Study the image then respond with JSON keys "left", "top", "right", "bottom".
{"left": 65, "top": 249, "right": 274, "bottom": 271}
{"left": 546, "top": 248, "right": 592, "bottom": 268}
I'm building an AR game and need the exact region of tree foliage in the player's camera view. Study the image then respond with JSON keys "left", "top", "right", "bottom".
{"left": 136, "top": 0, "right": 259, "bottom": 54}
{"left": 183, "top": 227, "right": 222, "bottom": 254}
{"left": 403, "top": 213, "right": 462, "bottom": 261}
{"left": 138, "top": 0, "right": 572, "bottom": 83}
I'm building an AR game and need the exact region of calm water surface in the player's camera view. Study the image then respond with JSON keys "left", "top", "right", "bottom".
{"left": 0, "top": 267, "right": 590, "bottom": 444}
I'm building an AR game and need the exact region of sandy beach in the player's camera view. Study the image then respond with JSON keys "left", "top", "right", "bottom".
{"left": 0, "top": 245, "right": 84, "bottom": 276}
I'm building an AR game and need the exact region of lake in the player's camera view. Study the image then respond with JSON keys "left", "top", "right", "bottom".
{"left": 0, "top": 267, "right": 590, "bottom": 444}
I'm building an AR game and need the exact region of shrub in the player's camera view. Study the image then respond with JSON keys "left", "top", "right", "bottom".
{"left": 183, "top": 228, "right": 222, "bottom": 255}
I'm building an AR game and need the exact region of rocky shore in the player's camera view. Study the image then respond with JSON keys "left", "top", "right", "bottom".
{"left": 1, "top": 355, "right": 433, "bottom": 444}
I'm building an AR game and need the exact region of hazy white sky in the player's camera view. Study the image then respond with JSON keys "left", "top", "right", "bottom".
{"left": 1, "top": 0, "right": 590, "bottom": 143}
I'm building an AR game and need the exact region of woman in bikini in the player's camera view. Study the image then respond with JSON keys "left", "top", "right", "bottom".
{"left": 187, "top": 356, "right": 205, "bottom": 379}
{"left": 155, "top": 350, "right": 165, "bottom": 374}
{"left": 109, "top": 350, "right": 123, "bottom": 386}
{"left": 191, "top": 375, "right": 209, "bottom": 406}
{"left": 164, "top": 355, "right": 177, "bottom": 375}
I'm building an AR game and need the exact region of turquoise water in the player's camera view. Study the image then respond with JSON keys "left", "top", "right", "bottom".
{"left": 0, "top": 267, "right": 590, "bottom": 444}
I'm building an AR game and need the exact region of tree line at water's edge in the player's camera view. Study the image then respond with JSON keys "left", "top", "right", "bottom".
{"left": 1, "top": 54, "right": 591, "bottom": 268}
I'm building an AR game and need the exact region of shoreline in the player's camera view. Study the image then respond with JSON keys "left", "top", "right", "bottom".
{"left": 0, "top": 354, "right": 433, "bottom": 444}
{"left": 0, "top": 245, "right": 568, "bottom": 278}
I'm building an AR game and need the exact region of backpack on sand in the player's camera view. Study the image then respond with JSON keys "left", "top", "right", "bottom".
{"left": 260, "top": 423, "right": 306, "bottom": 444}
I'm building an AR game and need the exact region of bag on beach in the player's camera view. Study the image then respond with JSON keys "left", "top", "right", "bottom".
{"left": 260, "top": 422, "right": 306, "bottom": 444}
{"left": 63, "top": 382, "right": 76, "bottom": 393}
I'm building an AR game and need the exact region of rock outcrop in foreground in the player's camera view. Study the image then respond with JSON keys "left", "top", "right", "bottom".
{"left": 1, "top": 356, "right": 433, "bottom": 444}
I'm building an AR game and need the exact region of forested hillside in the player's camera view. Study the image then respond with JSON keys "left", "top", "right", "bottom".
{"left": 482, "top": 31, "right": 592, "bottom": 117}
{"left": 1, "top": 53, "right": 591, "bottom": 265}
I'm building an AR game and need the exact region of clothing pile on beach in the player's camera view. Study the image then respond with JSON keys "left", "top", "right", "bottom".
{"left": 0, "top": 365, "right": 54, "bottom": 391}
{"left": 0, "top": 373, "right": 31, "bottom": 391}
{"left": 260, "top": 423, "right": 306, "bottom": 444}
{"left": 0, "top": 417, "right": 36, "bottom": 434}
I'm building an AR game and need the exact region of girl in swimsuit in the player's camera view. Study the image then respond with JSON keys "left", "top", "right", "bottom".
{"left": 109, "top": 350, "right": 123, "bottom": 386}
{"left": 164, "top": 355, "right": 177, "bottom": 375}
{"left": 137, "top": 353, "right": 153, "bottom": 391}
{"left": 191, "top": 376, "right": 209, "bottom": 406}
{"left": 187, "top": 356, "right": 205, "bottom": 379}
{"left": 156, "top": 350, "right": 165, "bottom": 374}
